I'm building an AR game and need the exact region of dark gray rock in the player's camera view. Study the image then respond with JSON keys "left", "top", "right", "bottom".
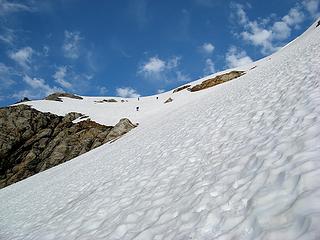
{"left": 45, "top": 92, "right": 83, "bottom": 102}
{"left": 94, "top": 99, "right": 118, "bottom": 103}
{"left": 173, "top": 85, "right": 191, "bottom": 93}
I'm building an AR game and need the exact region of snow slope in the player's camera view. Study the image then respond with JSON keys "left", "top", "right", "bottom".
{"left": 1, "top": 20, "right": 320, "bottom": 239}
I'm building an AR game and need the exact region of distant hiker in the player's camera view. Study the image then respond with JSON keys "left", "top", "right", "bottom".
{"left": 136, "top": 106, "right": 139, "bottom": 111}
{"left": 156, "top": 96, "right": 159, "bottom": 99}
{"left": 138, "top": 97, "right": 140, "bottom": 101}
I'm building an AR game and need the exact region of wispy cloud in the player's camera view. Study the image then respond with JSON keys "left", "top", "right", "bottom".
{"left": 178, "top": 9, "right": 191, "bottom": 40}
{"left": 0, "top": 0, "right": 33, "bottom": 16}
{"left": 12, "top": 75, "right": 61, "bottom": 100}
{"left": 0, "top": 62, "right": 15, "bottom": 89}
{"left": 0, "top": 27, "right": 15, "bottom": 45}
{"left": 8, "top": 46, "right": 33, "bottom": 70}
{"left": 139, "top": 56, "right": 190, "bottom": 83}
{"left": 116, "top": 87, "right": 140, "bottom": 98}
{"left": 203, "top": 58, "right": 215, "bottom": 75}
{"left": 53, "top": 66, "right": 72, "bottom": 89}
{"left": 230, "top": 2, "right": 306, "bottom": 55}
{"left": 63, "top": 30, "right": 82, "bottom": 59}
{"left": 225, "top": 46, "right": 253, "bottom": 68}
{"left": 98, "top": 86, "right": 108, "bottom": 95}
{"left": 42, "top": 45, "right": 50, "bottom": 57}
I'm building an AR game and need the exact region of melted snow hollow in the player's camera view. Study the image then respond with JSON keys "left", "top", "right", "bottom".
{"left": 1, "top": 20, "right": 320, "bottom": 240}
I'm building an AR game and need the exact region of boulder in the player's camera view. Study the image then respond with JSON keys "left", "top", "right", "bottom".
{"left": 164, "top": 97, "right": 173, "bottom": 103}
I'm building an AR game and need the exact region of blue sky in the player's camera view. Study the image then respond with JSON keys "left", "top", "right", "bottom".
{"left": 0, "top": 0, "right": 319, "bottom": 106}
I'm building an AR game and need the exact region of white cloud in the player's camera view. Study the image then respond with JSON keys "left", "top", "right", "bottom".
{"left": 240, "top": 22, "right": 274, "bottom": 54}
{"left": 0, "top": 0, "right": 32, "bottom": 16}
{"left": 282, "top": 8, "right": 305, "bottom": 26}
{"left": 141, "top": 57, "right": 166, "bottom": 73}
{"left": 231, "top": 2, "right": 249, "bottom": 25}
{"left": 201, "top": 42, "right": 215, "bottom": 54}
{"left": 272, "top": 21, "right": 291, "bottom": 41}
{"left": 139, "top": 56, "right": 189, "bottom": 83}
{"left": 9, "top": 47, "right": 33, "bottom": 69}
{"left": 203, "top": 58, "right": 215, "bottom": 75}
{"left": 63, "top": 30, "right": 82, "bottom": 59}
{"left": 116, "top": 87, "right": 140, "bottom": 98}
{"left": 231, "top": 3, "right": 306, "bottom": 55}
{"left": 53, "top": 66, "right": 72, "bottom": 89}
{"left": 226, "top": 46, "right": 253, "bottom": 68}
{"left": 303, "top": 0, "right": 320, "bottom": 19}
{"left": 13, "top": 75, "right": 61, "bottom": 99}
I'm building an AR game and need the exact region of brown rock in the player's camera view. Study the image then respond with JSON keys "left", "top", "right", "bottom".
{"left": 0, "top": 105, "right": 136, "bottom": 188}
{"left": 189, "top": 71, "right": 245, "bottom": 92}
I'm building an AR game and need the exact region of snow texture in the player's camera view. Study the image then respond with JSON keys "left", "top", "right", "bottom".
{"left": 1, "top": 21, "right": 320, "bottom": 240}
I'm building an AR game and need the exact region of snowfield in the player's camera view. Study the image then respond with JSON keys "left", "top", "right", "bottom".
{"left": 1, "top": 20, "right": 320, "bottom": 240}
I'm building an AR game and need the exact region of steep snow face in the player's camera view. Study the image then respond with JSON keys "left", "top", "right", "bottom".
{"left": 1, "top": 21, "right": 320, "bottom": 239}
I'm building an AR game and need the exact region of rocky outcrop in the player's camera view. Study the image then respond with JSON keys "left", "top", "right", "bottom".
{"left": 94, "top": 99, "right": 118, "bottom": 103}
{"left": 173, "top": 85, "right": 191, "bottom": 93}
{"left": 0, "top": 105, "right": 136, "bottom": 188}
{"left": 189, "top": 71, "right": 245, "bottom": 92}
{"left": 164, "top": 97, "right": 173, "bottom": 103}
{"left": 45, "top": 92, "right": 83, "bottom": 102}
{"left": 15, "top": 97, "right": 31, "bottom": 104}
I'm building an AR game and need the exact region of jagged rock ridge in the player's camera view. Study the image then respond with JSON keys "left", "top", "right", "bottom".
{"left": 0, "top": 105, "right": 136, "bottom": 188}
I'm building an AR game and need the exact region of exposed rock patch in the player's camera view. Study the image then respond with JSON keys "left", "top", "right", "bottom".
{"left": 94, "top": 99, "right": 118, "bottom": 103}
{"left": 0, "top": 105, "right": 136, "bottom": 188}
{"left": 173, "top": 85, "right": 191, "bottom": 93}
{"left": 316, "top": 20, "right": 320, "bottom": 28}
{"left": 45, "top": 92, "right": 83, "bottom": 102}
{"left": 189, "top": 71, "right": 245, "bottom": 92}
{"left": 15, "top": 97, "right": 31, "bottom": 104}
{"left": 164, "top": 97, "right": 173, "bottom": 103}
